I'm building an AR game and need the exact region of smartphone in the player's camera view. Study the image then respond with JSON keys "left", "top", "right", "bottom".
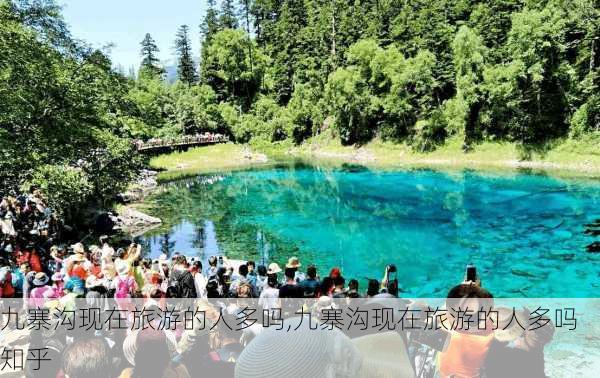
{"left": 466, "top": 264, "right": 477, "bottom": 282}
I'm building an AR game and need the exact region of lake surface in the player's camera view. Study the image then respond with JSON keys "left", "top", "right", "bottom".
{"left": 139, "top": 164, "right": 600, "bottom": 297}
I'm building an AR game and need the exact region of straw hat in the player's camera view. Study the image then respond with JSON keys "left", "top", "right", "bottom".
{"left": 115, "top": 259, "right": 130, "bottom": 277}
{"left": 32, "top": 272, "right": 50, "bottom": 286}
{"left": 285, "top": 256, "right": 302, "bottom": 269}
{"left": 71, "top": 242, "right": 85, "bottom": 255}
{"left": 123, "top": 329, "right": 178, "bottom": 366}
{"left": 494, "top": 307, "right": 529, "bottom": 342}
{"left": 267, "top": 263, "right": 282, "bottom": 274}
{"left": 234, "top": 317, "right": 414, "bottom": 378}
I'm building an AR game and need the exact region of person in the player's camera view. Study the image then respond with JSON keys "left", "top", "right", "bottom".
{"left": 50, "top": 272, "right": 65, "bottom": 297}
{"left": 254, "top": 265, "right": 268, "bottom": 296}
{"left": 207, "top": 256, "right": 218, "bottom": 278}
{"left": 63, "top": 272, "right": 86, "bottom": 299}
{"left": 85, "top": 275, "right": 108, "bottom": 308}
{"left": 29, "top": 271, "right": 56, "bottom": 307}
{"left": 381, "top": 264, "right": 399, "bottom": 296}
{"left": 299, "top": 265, "right": 320, "bottom": 298}
{"left": 347, "top": 278, "right": 361, "bottom": 298}
{"left": 266, "top": 262, "right": 282, "bottom": 277}
{"left": 114, "top": 259, "right": 138, "bottom": 300}
{"left": 317, "top": 276, "right": 334, "bottom": 297}
{"left": 438, "top": 283, "right": 495, "bottom": 378}
{"left": 279, "top": 267, "right": 304, "bottom": 298}
{"left": 285, "top": 256, "right": 305, "bottom": 283}
{"left": 191, "top": 260, "right": 207, "bottom": 298}
{"left": 329, "top": 267, "right": 341, "bottom": 280}
{"left": 120, "top": 329, "right": 189, "bottom": 378}
{"left": 246, "top": 260, "right": 256, "bottom": 277}
{"left": 234, "top": 316, "right": 415, "bottom": 377}
{"left": 178, "top": 325, "right": 235, "bottom": 376}
{"left": 63, "top": 337, "right": 114, "bottom": 378}
{"left": 258, "top": 274, "right": 280, "bottom": 311}
{"left": 214, "top": 313, "right": 244, "bottom": 363}
{"left": 229, "top": 264, "right": 253, "bottom": 297}
{"left": 11, "top": 262, "right": 28, "bottom": 298}
{"left": 168, "top": 255, "right": 196, "bottom": 298}
{"left": 0, "top": 264, "right": 15, "bottom": 298}
{"left": 367, "top": 279, "right": 380, "bottom": 297}
{"left": 332, "top": 275, "right": 346, "bottom": 298}
{"left": 484, "top": 307, "right": 555, "bottom": 378}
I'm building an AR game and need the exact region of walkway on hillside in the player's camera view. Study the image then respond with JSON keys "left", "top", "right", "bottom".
{"left": 134, "top": 133, "right": 229, "bottom": 152}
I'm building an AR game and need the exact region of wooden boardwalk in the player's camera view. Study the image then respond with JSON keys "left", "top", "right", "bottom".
{"left": 134, "top": 133, "right": 229, "bottom": 152}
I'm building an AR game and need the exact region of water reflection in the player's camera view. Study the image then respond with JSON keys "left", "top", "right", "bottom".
{"left": 138, "top": 165, "right": 600, "bottom": 297}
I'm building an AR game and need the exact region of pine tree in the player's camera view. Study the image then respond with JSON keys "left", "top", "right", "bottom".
{"left": 200, "top": 0, "right": 221, "bottom": 43}
{"left": 175, "top": 25, "right": 197, "bottom": 85}
{"left": 139, "top": 33, "right": 164, "bottom": 76}
{"left": 220, "top": 0, "right": 239, "bottom": 29}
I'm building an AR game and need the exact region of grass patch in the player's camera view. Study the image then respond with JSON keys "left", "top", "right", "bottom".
{"left": 147, "top": 135, "right": 600, "bottom": 182}
{"left": 290, "top": 134, "right": 600, "bottom": 179}
{"left": 148, "top": 143, "right": 269, "bottom": 181}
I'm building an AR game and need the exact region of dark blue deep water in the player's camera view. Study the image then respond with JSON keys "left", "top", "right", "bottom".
{"left": 140, "top": 165, "right": 600, "bottom": 297}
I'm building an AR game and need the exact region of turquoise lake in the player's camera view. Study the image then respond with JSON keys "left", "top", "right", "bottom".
{"left": 139, "top": 164, "right": 600, "bottom": 297}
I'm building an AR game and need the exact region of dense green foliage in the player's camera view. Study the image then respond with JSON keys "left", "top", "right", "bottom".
{"left": 2, "top": 0, "right": 599, "bottom": 219}
{"left": 135, "top": 0, "right": 600, "bottom": 151}
{"left": 0, "top": 0, "right": 141, "bottom": 220}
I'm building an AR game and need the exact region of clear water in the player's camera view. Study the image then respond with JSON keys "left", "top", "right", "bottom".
{"left": 139, "top": 164, "right": 600, "bottom": 297}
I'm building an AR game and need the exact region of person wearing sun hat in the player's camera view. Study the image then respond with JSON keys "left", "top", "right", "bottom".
{"left": 66, "top": 250, "right": 88, "bottom": 282}
{"left": 484, "top": 307, "right": 555, "bottom": 378}
{"left": 285, "top": 256, "right": 305, "bottom": 283}
{"left": 29, "top": 272, "right": 56, "bottom": 307}
{"left": 50, "top": 271, "right": 65, "bottom": 297}
{"left": 113, "top": 259, "right": 138, "bottom": 300}
{"left": 70, "top": 242, "right": 86, "bottom": 258}
{"left": 266, "top": 262, "right": 282, "bottom": 275}
{"left": 120, "top": 329, "right": 189, "bottom": 378}
{"left": 234, "top": 316, "right": 414, "bottom": 378}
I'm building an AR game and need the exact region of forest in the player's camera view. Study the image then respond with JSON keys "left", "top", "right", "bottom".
{"left": 1, "top": 0, "right": 599, "bottom": 219}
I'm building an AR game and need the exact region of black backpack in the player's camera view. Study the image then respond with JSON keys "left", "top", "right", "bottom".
{"left": 168, "top": 270, "right": 196, "bottom": 298}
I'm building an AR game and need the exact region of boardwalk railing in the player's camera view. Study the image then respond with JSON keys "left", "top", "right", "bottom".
{"left": 134, "top": 133, "right": 229, "bottom": 152}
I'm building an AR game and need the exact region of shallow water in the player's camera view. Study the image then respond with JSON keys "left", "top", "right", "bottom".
{"left": 139, "top": 164, "right": 600, "bottom": 297}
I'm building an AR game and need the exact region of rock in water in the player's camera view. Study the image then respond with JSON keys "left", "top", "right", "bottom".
{"left": 114, "top": 206, "right": 162, "bottom": 236}
{"left": 586, "top": 242, "right": 600, "bottom": 253}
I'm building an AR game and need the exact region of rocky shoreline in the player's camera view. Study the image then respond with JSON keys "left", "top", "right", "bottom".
{"left": 113, "top": 169, "right": 163, "bottom": 236}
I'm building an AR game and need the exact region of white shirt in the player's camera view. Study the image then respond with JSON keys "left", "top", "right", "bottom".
{"left": 194, "top": 272, "right": 207, "bottom": 299}
{"left": 258, "top": 286, "right": 280, "bottom": 311}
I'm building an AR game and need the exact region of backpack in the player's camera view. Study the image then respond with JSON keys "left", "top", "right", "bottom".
{"left": 115, "top": 277, "right": 132, "bottom": 299}
{"left": 169, "top": 270, "right": 196, "bottom": 298}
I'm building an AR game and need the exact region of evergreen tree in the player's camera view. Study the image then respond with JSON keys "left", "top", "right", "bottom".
{"left": 220, "top": 0, "right": 239, "bottom": 29}
{"left": 175, "top": 25, "right": 197, "bottom": 85}
{"left": 200, "top": 0, "right": 221, "bottom": 42}
{"left": 139, "top": 33, "right": 164, "bottom": 76}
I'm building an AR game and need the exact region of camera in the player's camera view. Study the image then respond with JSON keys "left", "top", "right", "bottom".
{"left": 466, "top": 264, "right": 476, "bottom": 282}
{"left": 463, "top": 263, "right": 480, "bottom": 286}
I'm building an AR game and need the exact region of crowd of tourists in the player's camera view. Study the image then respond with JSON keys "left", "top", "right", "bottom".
{"left": 133, "top": 132, "right": 229, "bottom": 151}
{"left": 0, "top": 193, "right": 556, "bottom": 377}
